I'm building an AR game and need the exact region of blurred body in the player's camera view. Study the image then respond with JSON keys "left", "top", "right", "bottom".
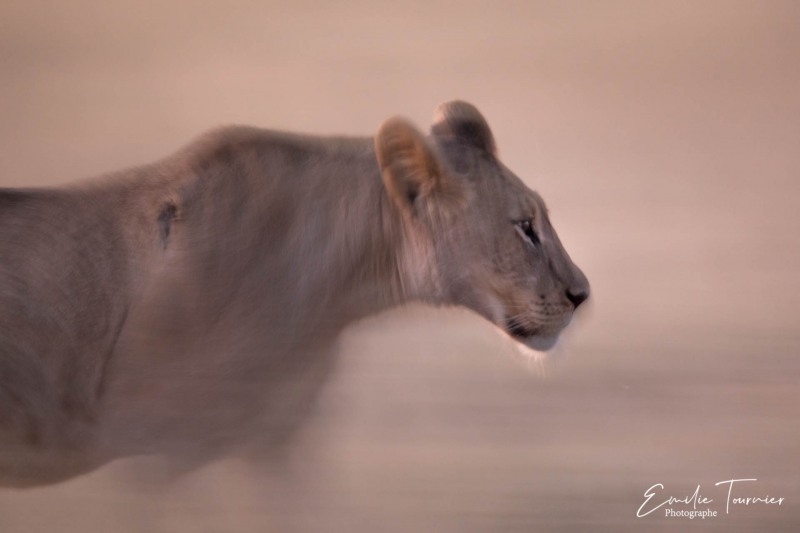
{"left": 0, "top": 104, "right": 588, "bottom": 486}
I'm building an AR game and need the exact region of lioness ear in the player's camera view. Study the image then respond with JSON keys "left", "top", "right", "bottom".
{"left": 431, "top": 100, "right": 496, "bottom": 156}
{"left": 375, "top": 117, "right": 443, "bottom": 209}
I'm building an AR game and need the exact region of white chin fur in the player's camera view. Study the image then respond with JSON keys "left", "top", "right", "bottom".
{"left": 489, "top": 322, "right": 552, "bottom": 372}
{"left": 522, "top": 333, "right": 559, "bottom": 352}
{"left": 483, "top": 296, "right": 558, "bottom": 371}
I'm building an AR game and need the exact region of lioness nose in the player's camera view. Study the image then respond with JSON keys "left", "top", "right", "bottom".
{"left": 566, "top": 288, "right": 589, "bottom": 309}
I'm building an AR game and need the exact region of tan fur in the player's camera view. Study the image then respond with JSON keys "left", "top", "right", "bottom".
{"left": 0, "top": 102, "right": 588, "bottom": 486}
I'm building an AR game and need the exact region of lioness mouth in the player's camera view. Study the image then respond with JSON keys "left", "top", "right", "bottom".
{"left": 505, "top": 317, "right": 539, "bottom": 340}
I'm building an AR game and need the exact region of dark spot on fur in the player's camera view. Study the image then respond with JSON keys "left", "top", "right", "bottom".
{"left": 158, "top": 202, "right": 178, "bottom": 246}
{"left": 406, "top": 186, "right": 418, "bottom": 205}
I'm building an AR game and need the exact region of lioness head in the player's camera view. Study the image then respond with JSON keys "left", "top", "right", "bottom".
{"left": 375, "top": 101, "right": 589, "bottom": 351}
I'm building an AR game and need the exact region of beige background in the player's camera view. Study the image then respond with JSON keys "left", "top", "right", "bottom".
{"left": 1, "top": 0, "right": 799, "bottom": 531}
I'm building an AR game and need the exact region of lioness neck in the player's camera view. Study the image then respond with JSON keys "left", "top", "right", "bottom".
{"left": 158, "top": 127, "right": 423, "bottom": 346}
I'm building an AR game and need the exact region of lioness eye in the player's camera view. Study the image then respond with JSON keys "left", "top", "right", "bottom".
{"left": 516, "top": 219, "right": 540, "bottom": 245}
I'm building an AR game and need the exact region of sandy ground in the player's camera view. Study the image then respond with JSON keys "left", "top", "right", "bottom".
{"left": 1, "top": 1, "right": 799, "bottom": 531}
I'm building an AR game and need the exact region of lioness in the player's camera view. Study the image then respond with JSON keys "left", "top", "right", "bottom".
{"left": 0, "top": 101, "right": 588, "bottom": 487}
